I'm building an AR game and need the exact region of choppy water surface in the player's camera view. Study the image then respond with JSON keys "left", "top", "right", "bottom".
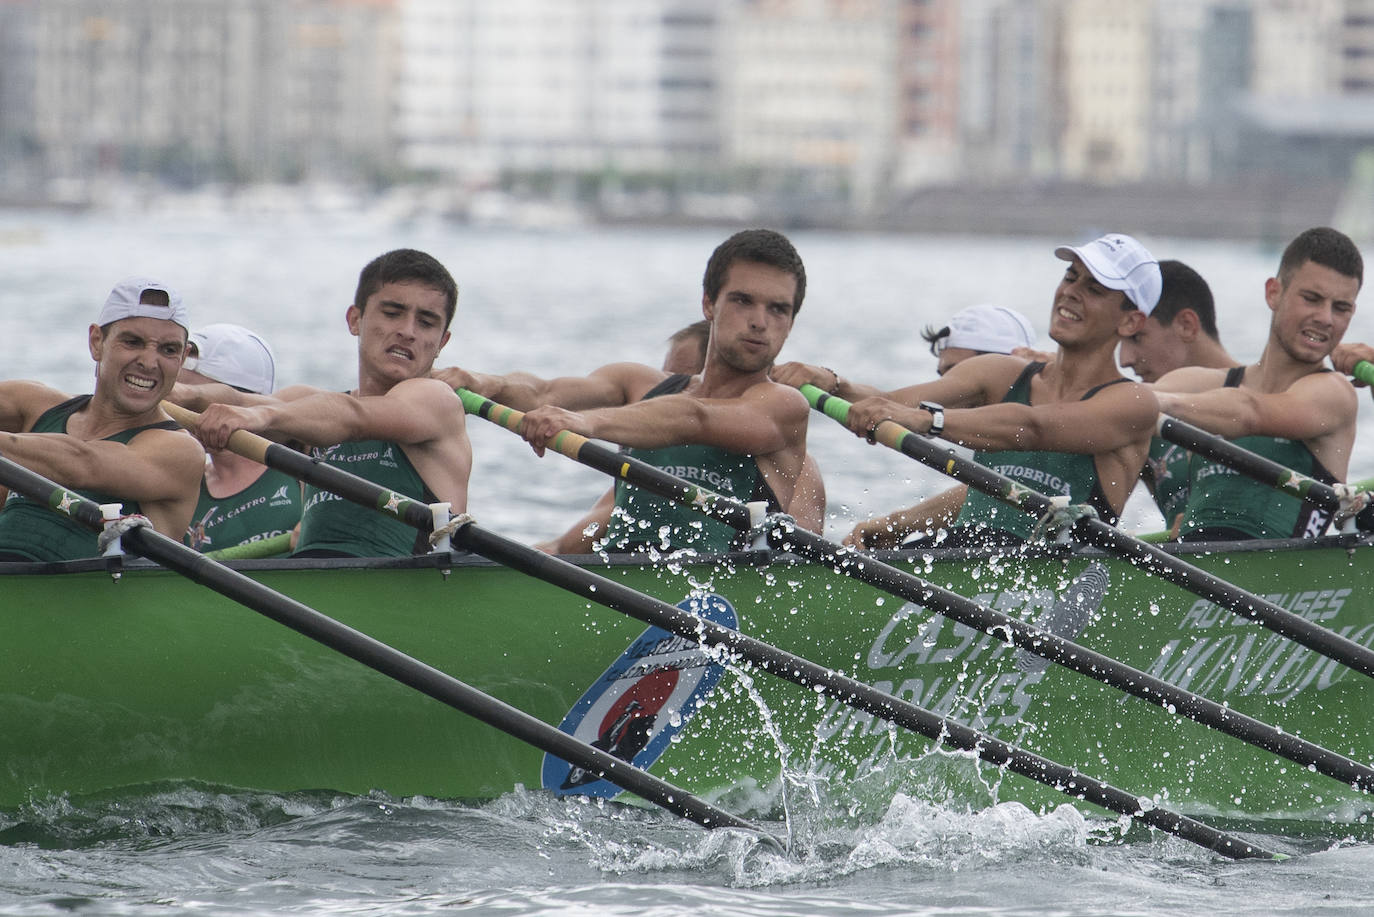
{"left": 2, "top": 782, "right": 1370, "bottom": 916}
{"left": 3, "top": 207, "right": 1374, "bottom": 913}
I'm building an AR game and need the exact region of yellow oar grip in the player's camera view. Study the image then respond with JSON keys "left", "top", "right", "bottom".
{"left": 160, "top": 400, "right": 273, "bottom": 464}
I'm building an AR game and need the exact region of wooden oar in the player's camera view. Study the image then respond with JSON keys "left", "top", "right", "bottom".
{"left": 454, "top": 388, "right": 1374, "bottom": 797}
{"left": 0, "top": 453, "right": 762, "bottom": 839}
{"left": 798, "top": 384, "right": 1374, "bottom": 683}
{"left": 163, "top": 404, "right": 1278, "bottom": 860}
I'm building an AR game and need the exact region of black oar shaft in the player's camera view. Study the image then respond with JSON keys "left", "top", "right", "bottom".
{"left": 457, "top": 390, "right": 1374, "bottom": 795}
{"left": 1157, "top": 416, "right": 1341, "bottom": 511}
{"left": 804, "top": 385, "right": 1374, "bottom": 682}
{"left": 442, "top": 394, "right": 1288, "bottom": 858}
{"left": 0, "top": 454, "right": 757, "bottom": 835}
{"left": 454, "top": 522, "right": 1273, "bottom": 860}
{"left": 169, "top": 403, "right": 1278, "bottom": 859}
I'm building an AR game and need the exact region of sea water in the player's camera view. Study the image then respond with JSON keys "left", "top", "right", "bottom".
{"left": 2, "top": 206, "right": 1373, "bottom": 914}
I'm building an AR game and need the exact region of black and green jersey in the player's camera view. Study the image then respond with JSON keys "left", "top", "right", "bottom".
{"left": 954, "top": 363, "right": 1124, "bottom": 541}
{"left": 186, "top": 467, "right": 301, "bottom": 556}
{"left": 0, "top": 395, "right": 180, "bottom": 561}
{"left": 1180, "top": 367, "right": 1336, "bottom": 541}
{"left": 603, "top": 374, "right": 781, "bottom": 554}
{"left": 294, "top": 438, "right": 432, "bottom": 557}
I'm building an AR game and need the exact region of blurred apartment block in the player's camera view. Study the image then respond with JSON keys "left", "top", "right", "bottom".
{"left": 1, "top": 0, "right": 1373, "bottom": 234}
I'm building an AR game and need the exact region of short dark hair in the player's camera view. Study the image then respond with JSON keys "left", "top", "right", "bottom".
{"left": 702, "top": 229, "right": 806, "bottom": 315}
{"left": 1277, "top": 227, "right": 1363, "bottom": 290}
{"left": 1153, "top": 260, "right": 1219, "bottom": 340}
{"left": 668, "top": 319, "right": 710, "bottom": 351}
{"left": 354, "top": 249, "right": 459, "bottom": 328}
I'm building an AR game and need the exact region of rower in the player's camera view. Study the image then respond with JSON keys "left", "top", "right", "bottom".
{"left": 839, "top": 303, "right": 1039, "bottom": 550}
{"left": 534, "top": 318, "right": 826, "bottom": 554}
{"left": 435, "top": 229, "right": 810, "bottom": 556}
{"left": 775, "top": 233, "right": 1160, "bottom": 549}
{"left": 1120, "top": 260, "right": 1240, "bottom": 536}
{"left": 0, "top": 278, "right": 205, "bottom": 561}
{"left": 1155, "top": 227, "right": 1362, "bottom": 542}
{"left": 175, "top": 249, "right": 471, "bottom": 558}
{"left": 179, "top": 324, "right": 302, "bottom": 557}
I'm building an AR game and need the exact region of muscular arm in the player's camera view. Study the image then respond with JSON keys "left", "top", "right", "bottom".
{"left": 1154, "top": 372, "right": 1358, "bottom": 478}
{"left": 537, "top": 486, "right": 615, "bottom": 554}
{"left": 844, "top": 484, "right": 967, "bottom": 550}
{"left": 0, "top": 426, "right": 205, "bottom": 538}
{"left": 521, "top": 381, "right": 809, "bottom": 458}
{"left": 0, "top": 381, "right": 69, "bottom": 434}
{"left": 432, "top": 362, "right": 663, "bottom": 411}
{"left": 772, "top": 354, "right": 1018, "bottom": 409}
{"left": 192, "top": 378, "right": 471, "bottom": 510}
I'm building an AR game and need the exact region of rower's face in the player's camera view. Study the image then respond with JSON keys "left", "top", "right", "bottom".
{"left": 703, "top": 261, "right": 797, "bottom": 373}
{"left": 348, "top": 281, "right": 452, "bottom": 384}
{"left": 1050, "top": 257, "right": 1140, "bottom": 346}
{"left": 1119, "top": 315, "right": 1189, "bottom": 383}
{"left": 936, "top": 345, "right": 982, "bottom": 376}
{"left": 90, "top": 317, "right": 188, "bottom": 414}
{"left": 1266, "top": 260, "right": 1358, "bottom": 365}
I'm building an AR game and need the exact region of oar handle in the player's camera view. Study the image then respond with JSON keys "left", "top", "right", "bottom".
{"left": 453, "top": 388, "right": 593, "bottom": 462}
{"left": 1354, "top": 360, "right": 1374, "bottom": 386}
{"left": 162, "top": 401, "right": 271, "bottom": 464}
{"left": 798, "top": 383, "right": 910, "bottom": 448}
{"left": 455, "top": 387, "right": 755, "bottom": 532}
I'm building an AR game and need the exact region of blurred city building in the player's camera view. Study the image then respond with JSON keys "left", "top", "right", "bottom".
{"left": 1, "top": 0, "right": 1373, "bottom": 237}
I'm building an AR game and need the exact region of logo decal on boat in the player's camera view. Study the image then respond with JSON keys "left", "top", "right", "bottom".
{"left": 541, "top": 592, "right": 737, "bottom": 798}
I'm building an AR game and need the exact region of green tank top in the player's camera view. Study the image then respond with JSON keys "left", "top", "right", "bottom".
{"left": 1143, "top": 436, "right": 1191, "bottom": 527}
{"left": 1179, "top": 367, "right": 1336, "bottom": 541}
{"left": 0, "top": 395, "right": 181, "bottom": 562}
{"left": 954, "top": 363, "right": 1123, "bottom": 540}
{"left": 186, "top": 467, "right": 302, "bottom": 556}
{"left": 293, "top": 438, "right": 432, "bottom": 557}
{"left": 603, "top": 375, "right": 781, "bottom": 554}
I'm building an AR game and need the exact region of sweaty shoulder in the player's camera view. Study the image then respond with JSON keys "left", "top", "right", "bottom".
{"left": 0, "top": 380, "right": 70, "bottom": 432}
{"left": 946, "top": 352, "right": 1031, "bottom": 400}
{"left": 1152, "top": 365, "right": 1230, "bottom": 393}
{"left": 595, "top": 362, "right": 671, "bottom": 403}
{"left": 1291, "top": 368, "right": 1358, "bottom": 411}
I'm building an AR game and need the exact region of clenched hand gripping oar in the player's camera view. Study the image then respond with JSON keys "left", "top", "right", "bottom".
{"left": 164, "top": 404, "right": 1278, "bottom": 860}
{"left": 799, "top": 384, "right": 1374, "bottom": 684}
{"left": 455, "top": 389, "right": 1374, "bottom": 798}
{"left": 0, "top": 451, "right": 760, "bottom": 839}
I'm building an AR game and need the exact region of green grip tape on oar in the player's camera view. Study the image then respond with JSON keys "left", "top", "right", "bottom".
{"left": 799, "top": 382, "right": 849, "bottom": 425}
{"left": 205, "top": 532, "right": 293, "bottom": 561}
{"left": 1353, "top": 360, "right": 1374, "bottom": 386}
{"left": 455, "top": 387, "right": 524, "bottom": 433}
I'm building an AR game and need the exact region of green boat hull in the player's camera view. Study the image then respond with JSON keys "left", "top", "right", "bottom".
{"left": 3, "top": 538, "right": 1372, "bottom": 832}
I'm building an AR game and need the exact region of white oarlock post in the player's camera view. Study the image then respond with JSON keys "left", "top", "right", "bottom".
{"left": 100, "top": 503, "right": 125, "bottom": 557}
{"left": 747, "top": 500, "right": 768, "bottom": 550}
{"left": 429, "top": 501, "right": 453, "bottom": 553}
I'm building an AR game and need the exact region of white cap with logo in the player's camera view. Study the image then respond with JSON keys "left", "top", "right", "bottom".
{"left": 943, "top": 304, "right": 1038, "bottom": 354}
{"left": 96, "top": 277, "right": 190, "bottom": 331}
{"left": 1054, "top": 233, "right": 1162, "bottom": 315}
{"left": 185, "top": 323, "right": 277, "bottom": 394}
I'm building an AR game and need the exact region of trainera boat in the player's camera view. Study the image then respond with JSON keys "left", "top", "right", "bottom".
{"left": 3, "top": 533, "right": 1371, "bottom": 836}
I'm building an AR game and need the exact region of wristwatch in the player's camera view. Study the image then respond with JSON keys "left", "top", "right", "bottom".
{"left": 918, "top": 401, "right": 945, "bottom": 437}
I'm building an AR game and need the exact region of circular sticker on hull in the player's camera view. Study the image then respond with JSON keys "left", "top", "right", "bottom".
{"left": 541, "top": 593, "right": 738, "bottom": 797}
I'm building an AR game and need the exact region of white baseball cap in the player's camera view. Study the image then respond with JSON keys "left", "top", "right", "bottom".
{"left": 185, "top": 323, "right": 276, "bottom": 394}
{"left": 1054, "top": 233, "right": 1162, "bottom": 315}
{"left": 96, "top": 277, "right": 190, "bottom": 331}
{"left": 943, "top": 304, "right": 1038, "bottom": 354}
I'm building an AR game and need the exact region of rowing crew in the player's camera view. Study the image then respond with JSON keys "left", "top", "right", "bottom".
{"left": 0, "top": 226, "right": 1366, "bottom": 562}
